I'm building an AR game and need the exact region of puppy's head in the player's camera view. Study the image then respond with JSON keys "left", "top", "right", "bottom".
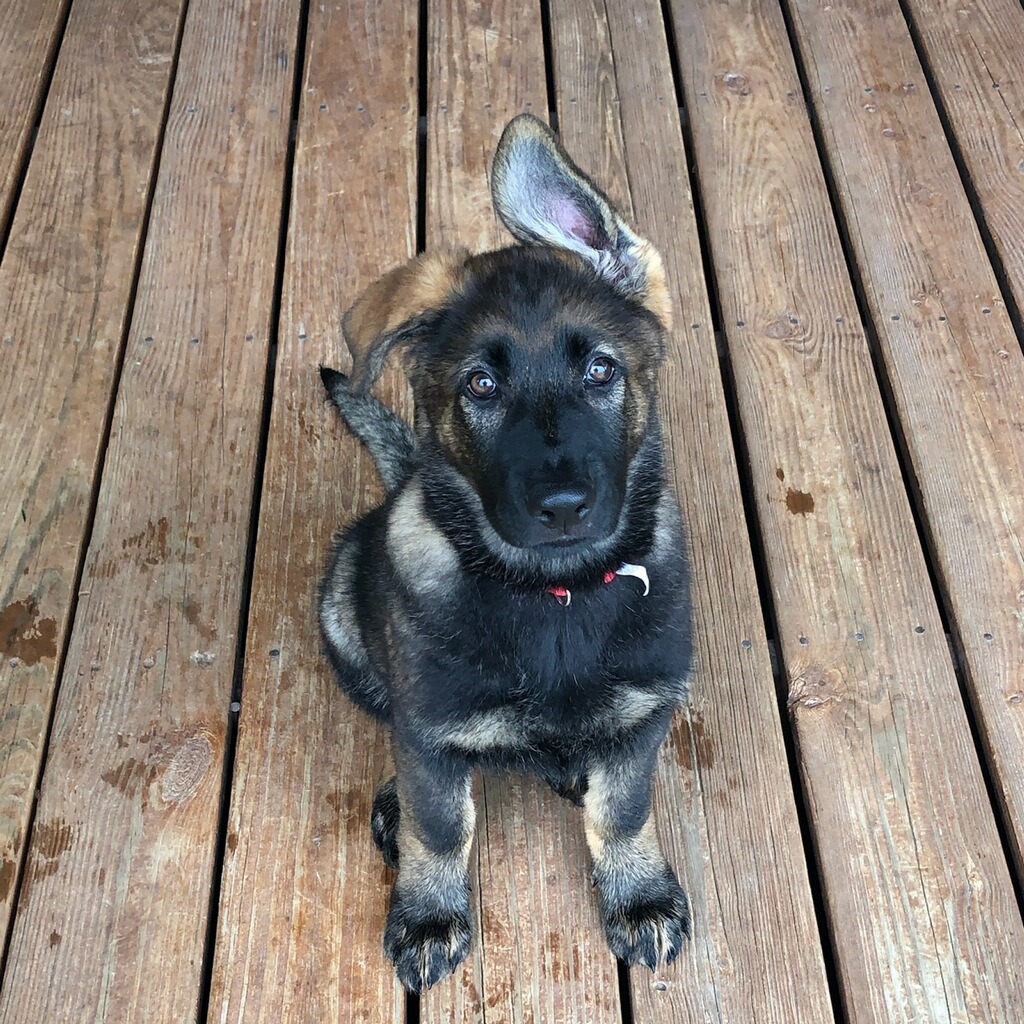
{"left": 342, "top": 114, "right": 672, "bottom": 585}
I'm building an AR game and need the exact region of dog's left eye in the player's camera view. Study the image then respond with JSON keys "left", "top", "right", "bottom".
{"left": 466, "top": 370, "right": 498, "bottom": 399}
{"left": 584, "top": 356, "right": 617, "bottom": 387}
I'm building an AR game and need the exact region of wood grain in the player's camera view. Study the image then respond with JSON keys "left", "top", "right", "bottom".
{"left": 901, "top": 0, "right": 1024, "bottom": 323}
{"left": 0, "top": 0, "right": 301, "bottom": 1018}
{"left": 667, "top": 0, "right": 1024, "bottom": 1020}
{"left": 206, "top": 1, "right": 418, "bottom": 1020}
{"left": 548, "top": 0, "right": 836, "bottom": 1019}
{"left": 420, "top": 1, "right": 623, "bottom": 1020}
{"left": 786, "top": 0, "right": 1024, "bottom": 895}
{"left": 0, "top": 0, "right": 69, "bottom": 229}
{"left": 0, "top": 0, "right": 184, "bottom": 951}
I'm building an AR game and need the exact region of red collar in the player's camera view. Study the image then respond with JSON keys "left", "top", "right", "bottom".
{"left": 546, "top": 563, "right": 649, "bottom": 606}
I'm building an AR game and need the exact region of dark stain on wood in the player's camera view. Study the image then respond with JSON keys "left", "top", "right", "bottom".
{"left": 23, "top": 819, "right": 75, "bottom": 892}
{"left": 0, "top": 597, "right": 58, "bottom": 664}
{"left": 49, "top": 930, "right": 60, "bottom": 948}
{"left": 94, "top": 517, "right": 173, "bottom": 578}
{"left": 786, "top": 487, "right": 815, "bottom": 516}
{"left": 100, "top": 757, "right": 153, "bottom": 799}
{"left": 183, "top": 595, "right": 217, "bottom": 643}
{"left": 226, "top": 832, "right": 238, "bottom": 853}
{"left": 676, "top": 712, "right": 716, "bottom": 770}
{"left": 776, "top": 467, "right": 785, "bottom": 481}
{"left": 0, "top": 858, "right": 15, "bottom": 900}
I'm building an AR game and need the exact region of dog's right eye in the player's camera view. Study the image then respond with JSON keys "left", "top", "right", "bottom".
{"left": 466, "top": 371, "right": 498, "bottom": 399}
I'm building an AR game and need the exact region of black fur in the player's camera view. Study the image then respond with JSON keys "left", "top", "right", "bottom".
{"left": 319, "top": 366, "right": 416, "bottom": 493}
{"left": 318, "top": 113, "right": 693, "bottom": 991}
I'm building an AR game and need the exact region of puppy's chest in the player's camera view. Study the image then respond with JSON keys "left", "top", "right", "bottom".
{"left": 420, "top": 593, "right": 678, "bottom": 749}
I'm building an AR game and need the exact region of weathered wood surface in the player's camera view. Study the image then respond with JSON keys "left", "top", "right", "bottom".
{"left": 0, "top": 0, "right": 300, "bottom": 1018}
{"left": 902, "top": 0, "right": 1024, "bottom": 323}
{"left": 207, "top": 1, "right": 419, "bottom": 1020}
{"left": 0, "top": 0, "right": 184, "bottom": 950}
{"left": 786, "top": 0, "right": 1024, "bottom": 885}
{"left": 0, "top": 0, "right": 69, "bottom": 229}
{"left": 667, "top": 0, "right": 1024, "bottom": 1020}
{"left": 420, "top": 1, "right": 623, "bottom": 1021}
{"left": 548, "top": 0, "right": 835, "bottom": 1019}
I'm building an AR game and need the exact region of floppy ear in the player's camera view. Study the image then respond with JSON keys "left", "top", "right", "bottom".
{"left": 490, "top": 114, "right": 672, "bottom": 328}
{"left": 342, "top": 249, "right": 470, "bottom": 392}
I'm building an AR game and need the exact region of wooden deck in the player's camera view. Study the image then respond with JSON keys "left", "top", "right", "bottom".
{"left": 1, "top": 0, "right": 1023, "bottom": 1020}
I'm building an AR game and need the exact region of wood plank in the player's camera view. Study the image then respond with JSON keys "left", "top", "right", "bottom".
{"left": 547, "top": 0, "right": 836, "bottom": 1020}
{"left": 420, "top": 1, "right": 622, "bottom": 1020}
{"left": 0, "top": 0, "right": 301, "bottom": 1018}
{"left": 206, "top": 0, "right": 418, "bottom": 1019}
{"left": 666, "top": 0, "right": 1024, "bottom": 1021}
{"left": 900, "top": 0, "right": 1024, "bottom": 324}
{"left": 785, "top": 0, "right": 1024, "bottom": 890}
{"left": 0, "top": 0, "right": 69, "bottom": 229}
{"left": 0, "top": 0, "right": 184, "bottom": 949}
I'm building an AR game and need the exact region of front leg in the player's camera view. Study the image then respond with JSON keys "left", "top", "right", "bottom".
{"left": 584, "top": 715, "right": 690, "bottom": 969}
{"left": 383, "top": 739, "right": 475, "bottom": 992}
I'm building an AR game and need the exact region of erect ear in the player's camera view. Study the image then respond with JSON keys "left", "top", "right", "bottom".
{"left": 342, "top": 249, "right": 470, "bottom": 392}
{"left": 490, "top": 114, "right": 672, "bottom": 329}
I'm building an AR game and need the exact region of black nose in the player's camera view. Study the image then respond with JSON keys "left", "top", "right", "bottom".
{"left": 527, "top": 484, "right": 596, "bottom": 535}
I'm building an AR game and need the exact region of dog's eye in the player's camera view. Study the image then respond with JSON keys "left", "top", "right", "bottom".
{"left": 584, "top": 356, "right": 616, "bottom": 387}
{"left": 466, "top": 371, "right": 498, "bottom": 399}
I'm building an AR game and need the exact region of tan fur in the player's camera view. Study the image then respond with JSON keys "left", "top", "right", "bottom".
{"left": 633, "top": 238, "right": 673, "bottom": 330}
{"left": 387, "top": 481, "right": 460, "bottom": 597}
{"left": 584, "top": 765, "right": 664, "bottom": 869}
{"left": 343, "top": 249, "right": 470, "bottom": 389}
{"left": 431, "top": 708, "right": 524, "bottom": 753}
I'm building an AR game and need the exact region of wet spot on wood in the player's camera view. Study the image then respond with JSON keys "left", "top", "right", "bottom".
{"left": 36, "top": 820, "right": 73, "bottom": 860}
{"left": 675, "top": 713, "right": 715, "bottom": 770}
{"left": 24, "top": 820, "right": 74, "bottom": 890}
{"left": 100, "top": 757, "right": 152, "bottom": 799}
{"left": 786, "top": 488, "right": 815, "bottom": 515}
{"left": 183, "top": 596, "right": 217, "bottom": 644}
{"left": 0, "top": 858, "right": 15, "bottom": 899}
{"left": 49, "top": 930, "right": 61, "bottom": 948}
{"left": 546, "top": 930, "right": 570, "bottom": 980}
{"left": 0, "top": 597, "right": 58, "bottom": 664}
{"left": 120, "top": 517, "right": 170, "bottom": 563}
{"left": 161, "top": 735, "right": 213, "bottom": 804}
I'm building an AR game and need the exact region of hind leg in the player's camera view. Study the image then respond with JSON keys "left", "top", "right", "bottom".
{"left": 372, "top": 775, "right": 400, "bottom": 868}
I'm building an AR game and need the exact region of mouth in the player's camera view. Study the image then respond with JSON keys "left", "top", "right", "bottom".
{"left": 530, "top": 535, "right": 590, "bottom": 550}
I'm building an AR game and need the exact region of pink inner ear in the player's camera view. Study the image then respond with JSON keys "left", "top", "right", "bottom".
{"left": 548, "top": 198, "right": 598, "bottom": 248}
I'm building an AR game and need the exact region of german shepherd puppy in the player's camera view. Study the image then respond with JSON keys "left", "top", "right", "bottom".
{"left": 318, "top": 114, "right": 692, "bottom": 992}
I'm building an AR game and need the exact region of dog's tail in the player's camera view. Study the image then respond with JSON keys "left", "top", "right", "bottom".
{"left": 319, "top": 366, "right": 417, "bottom": 494}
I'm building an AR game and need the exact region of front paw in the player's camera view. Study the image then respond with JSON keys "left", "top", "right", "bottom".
{"left": 598, "top": 866, "right": 691, "bottom": 970}
{"left": 383, "top": 890, "right": 472, "bottom": 992}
